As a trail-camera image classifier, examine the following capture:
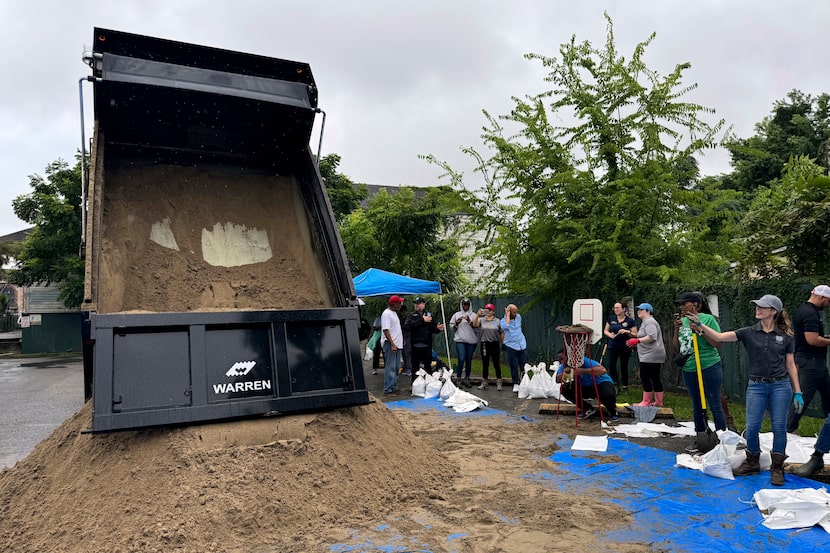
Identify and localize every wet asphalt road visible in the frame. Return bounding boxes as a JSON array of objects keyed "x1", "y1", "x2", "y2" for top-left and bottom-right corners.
[{"x1": 0, "y1": 355, "x2": 85, "y2": 470}]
